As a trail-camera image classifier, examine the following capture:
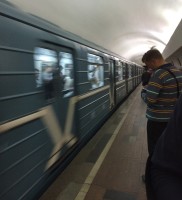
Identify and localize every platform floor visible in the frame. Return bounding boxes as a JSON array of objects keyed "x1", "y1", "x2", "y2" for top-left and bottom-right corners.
[{"x1": 40, "y1": 85, "x2": 148, "y2": 200}]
